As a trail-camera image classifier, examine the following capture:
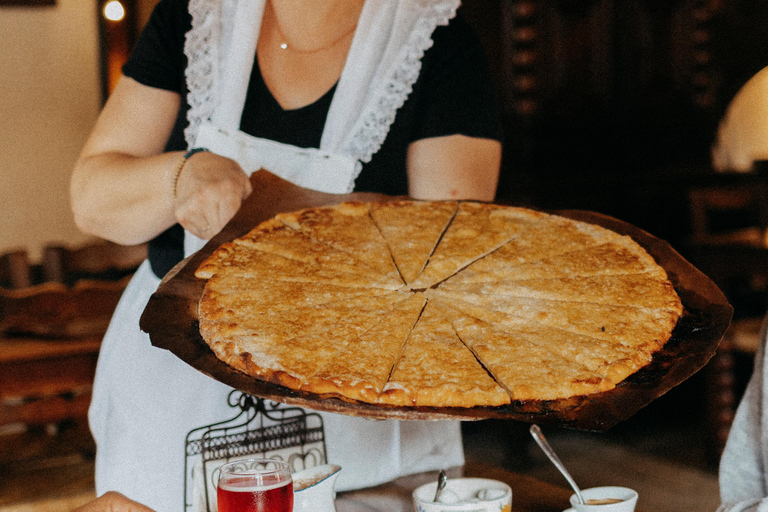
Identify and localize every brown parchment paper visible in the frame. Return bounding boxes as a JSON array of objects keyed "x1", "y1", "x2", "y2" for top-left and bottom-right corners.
[{"x1": 140, "y1": 171, "x2": 733, "y2": 431}]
